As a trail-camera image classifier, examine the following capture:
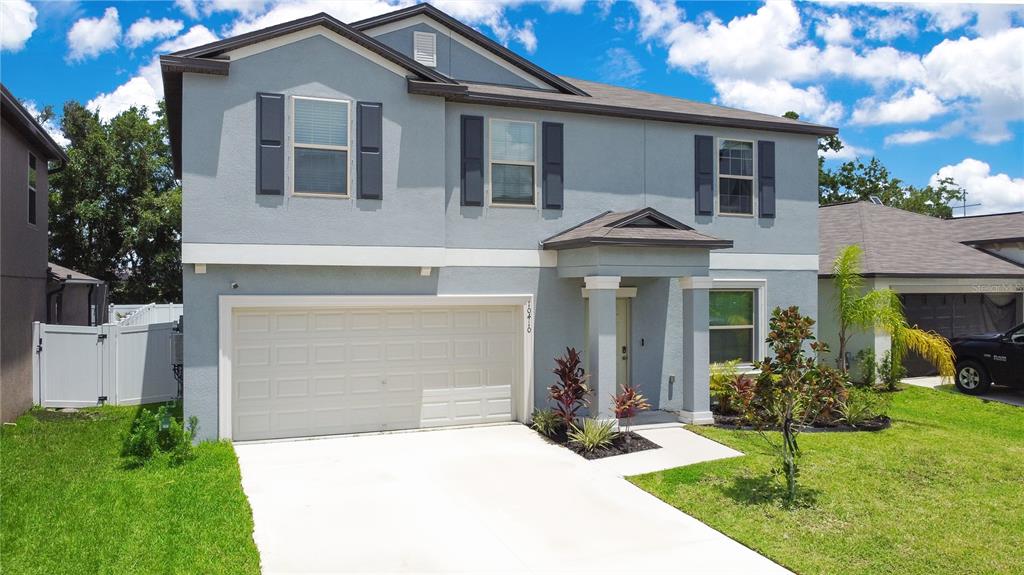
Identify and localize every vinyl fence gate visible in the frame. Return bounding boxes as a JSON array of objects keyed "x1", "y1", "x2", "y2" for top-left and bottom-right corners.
[{"x1": 33, "y1": 321, "x2": 181, "y2": 407}]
